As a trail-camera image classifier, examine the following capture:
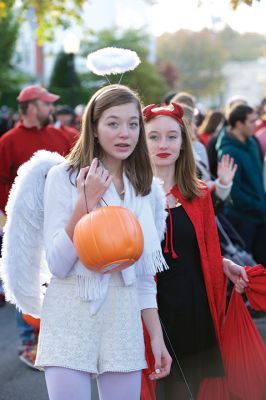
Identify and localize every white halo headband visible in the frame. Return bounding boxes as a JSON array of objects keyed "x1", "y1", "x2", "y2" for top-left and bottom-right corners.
[{"x1": 86, "y1": 47, "x2": 141, "y2": 84}]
